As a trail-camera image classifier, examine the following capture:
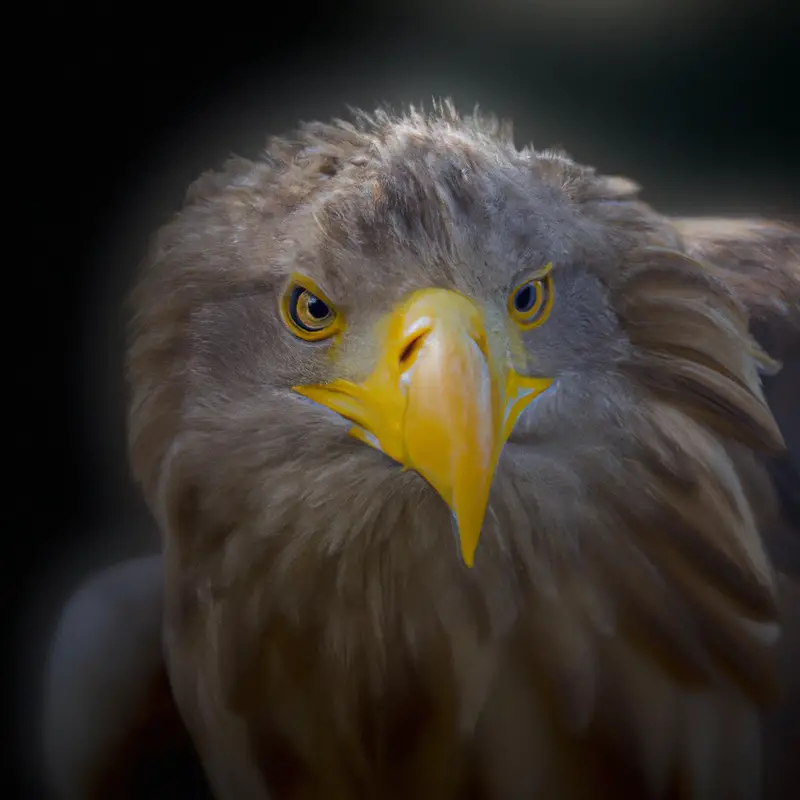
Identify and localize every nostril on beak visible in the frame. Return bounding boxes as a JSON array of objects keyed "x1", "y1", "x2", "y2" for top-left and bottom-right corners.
[{"x1": 399, "y1": 330, "x2": 428, "y2": 366}]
